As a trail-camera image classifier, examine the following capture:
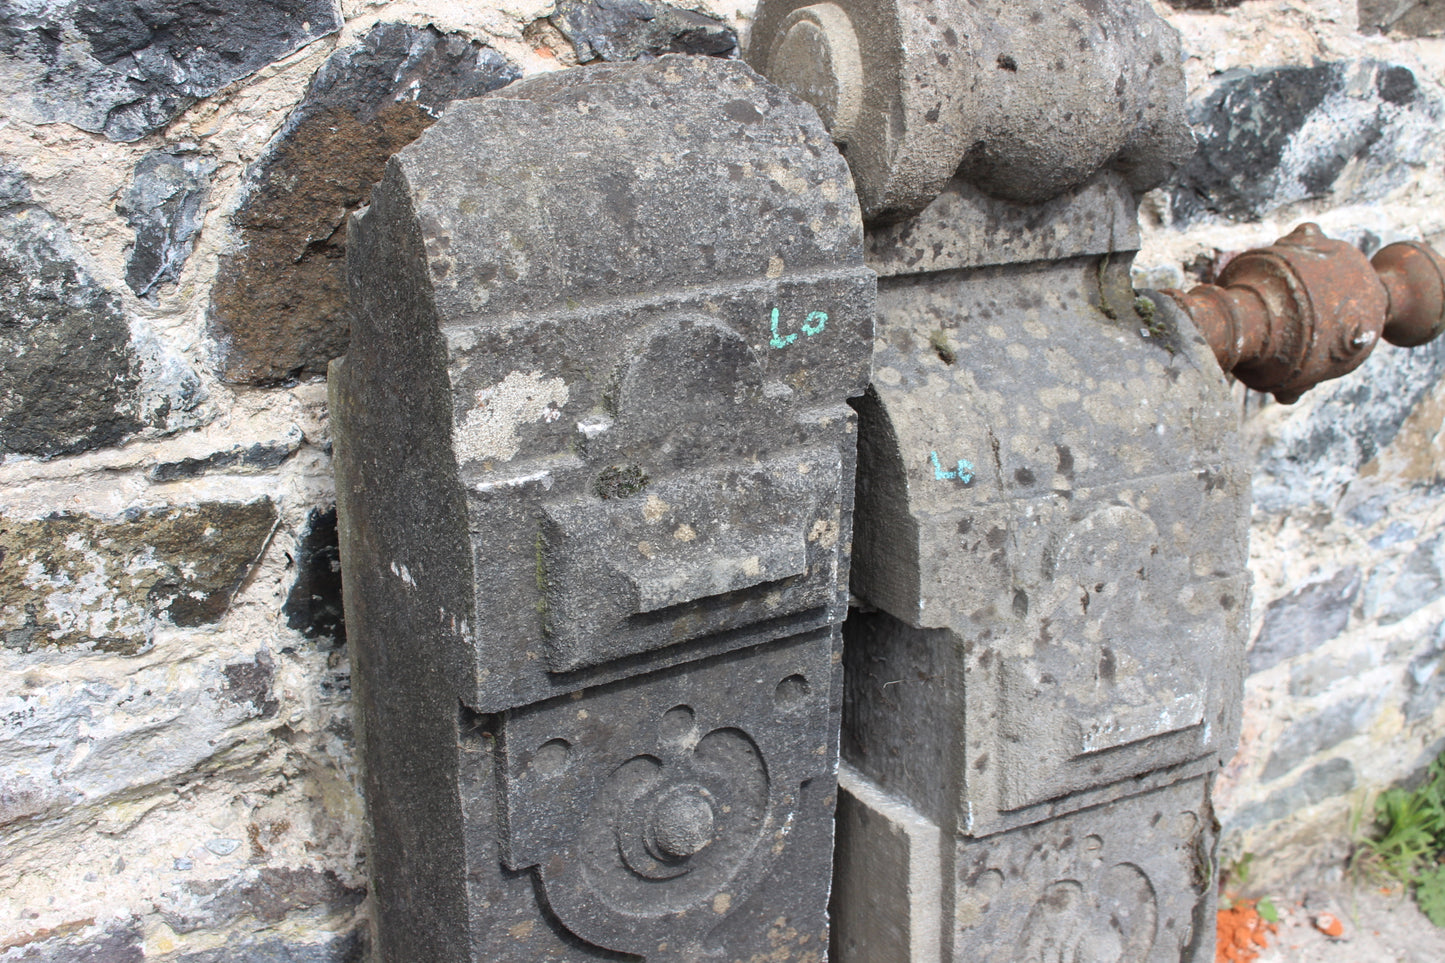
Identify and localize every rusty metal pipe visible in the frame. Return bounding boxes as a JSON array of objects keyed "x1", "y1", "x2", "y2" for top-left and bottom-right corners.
[{"x1": 1165, "y1": 224, "x2": 1445, "y2": 403}]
